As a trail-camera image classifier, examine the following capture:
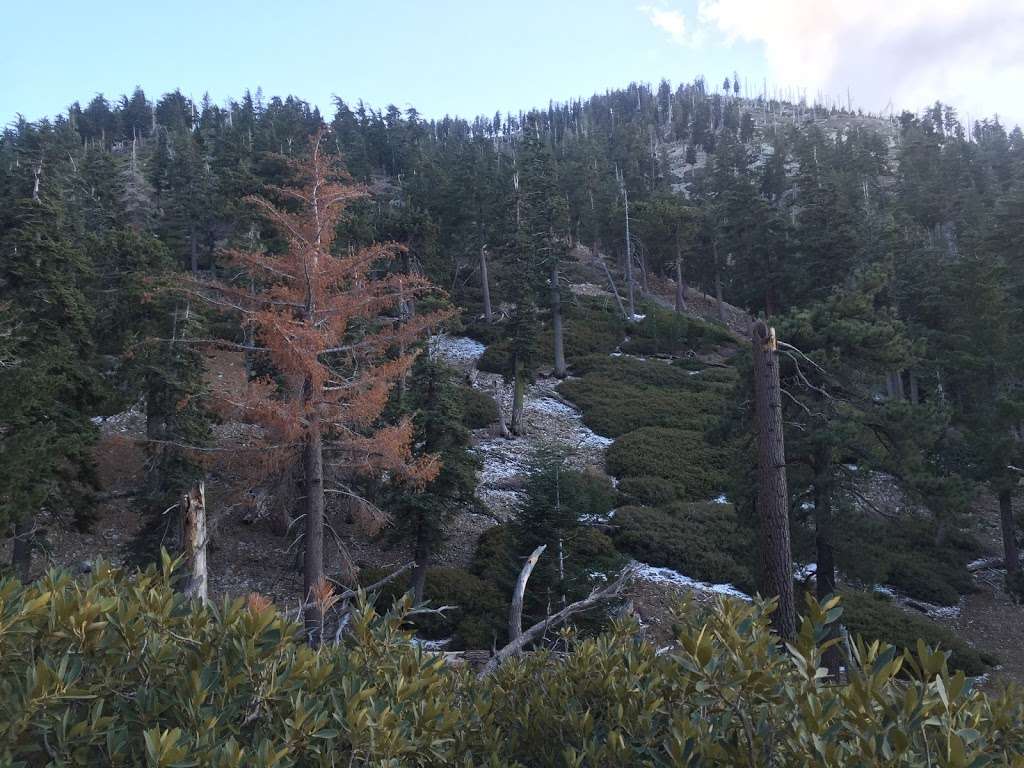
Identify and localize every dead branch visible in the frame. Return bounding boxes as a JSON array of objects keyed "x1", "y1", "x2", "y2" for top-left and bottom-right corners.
[
  {"x1": 479, "y1": 563, "x2": 636, "y2": 678},
  {"x1": 510, "y1": 545, "x2": 546, "y2": 642}
]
